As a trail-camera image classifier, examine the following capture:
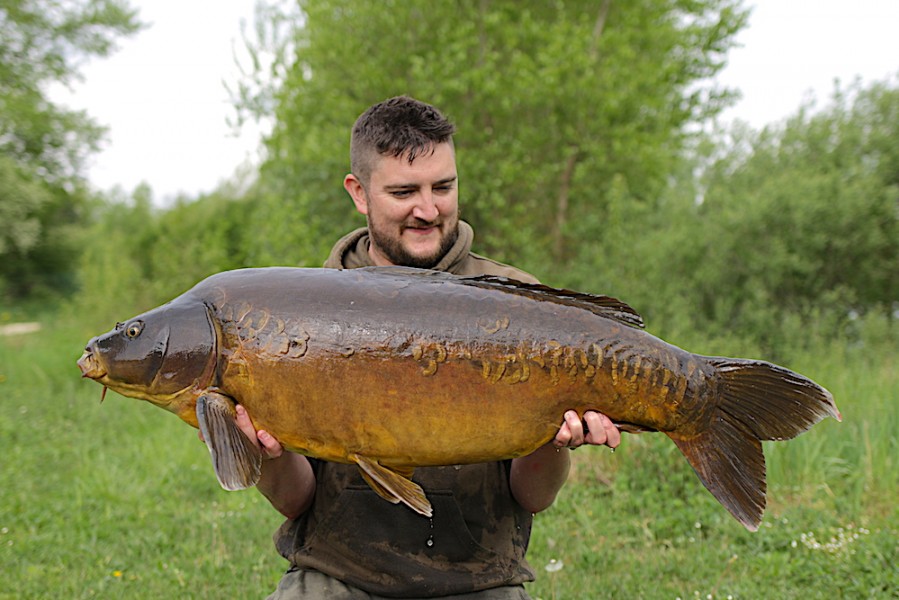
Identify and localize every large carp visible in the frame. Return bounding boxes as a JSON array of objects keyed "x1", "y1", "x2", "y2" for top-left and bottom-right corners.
[{"x1": 77, "y1": 267, "x2": 840, "y2": 530}]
